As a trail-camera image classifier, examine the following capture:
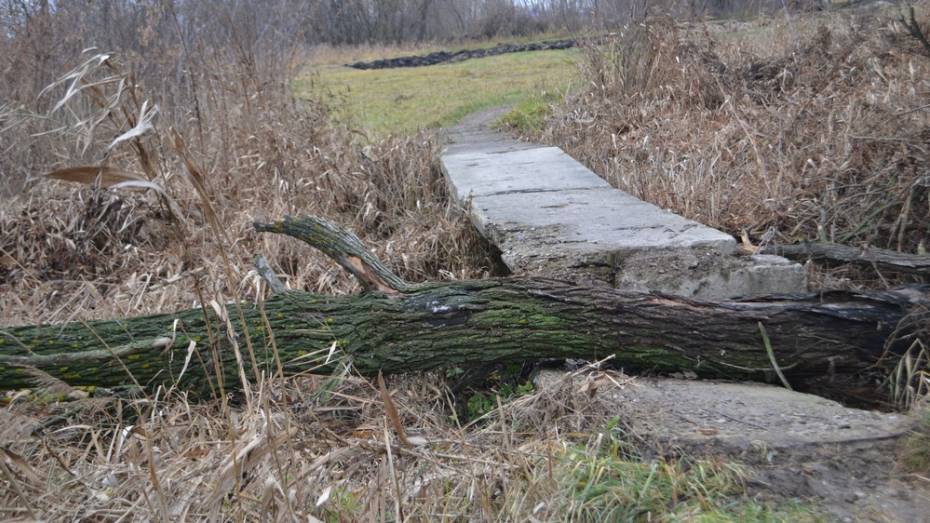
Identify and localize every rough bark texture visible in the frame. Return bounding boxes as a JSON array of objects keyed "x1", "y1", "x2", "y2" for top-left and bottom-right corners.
[{"x1": 1, "y1": 216, "x2": 926, "y2": 396}]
